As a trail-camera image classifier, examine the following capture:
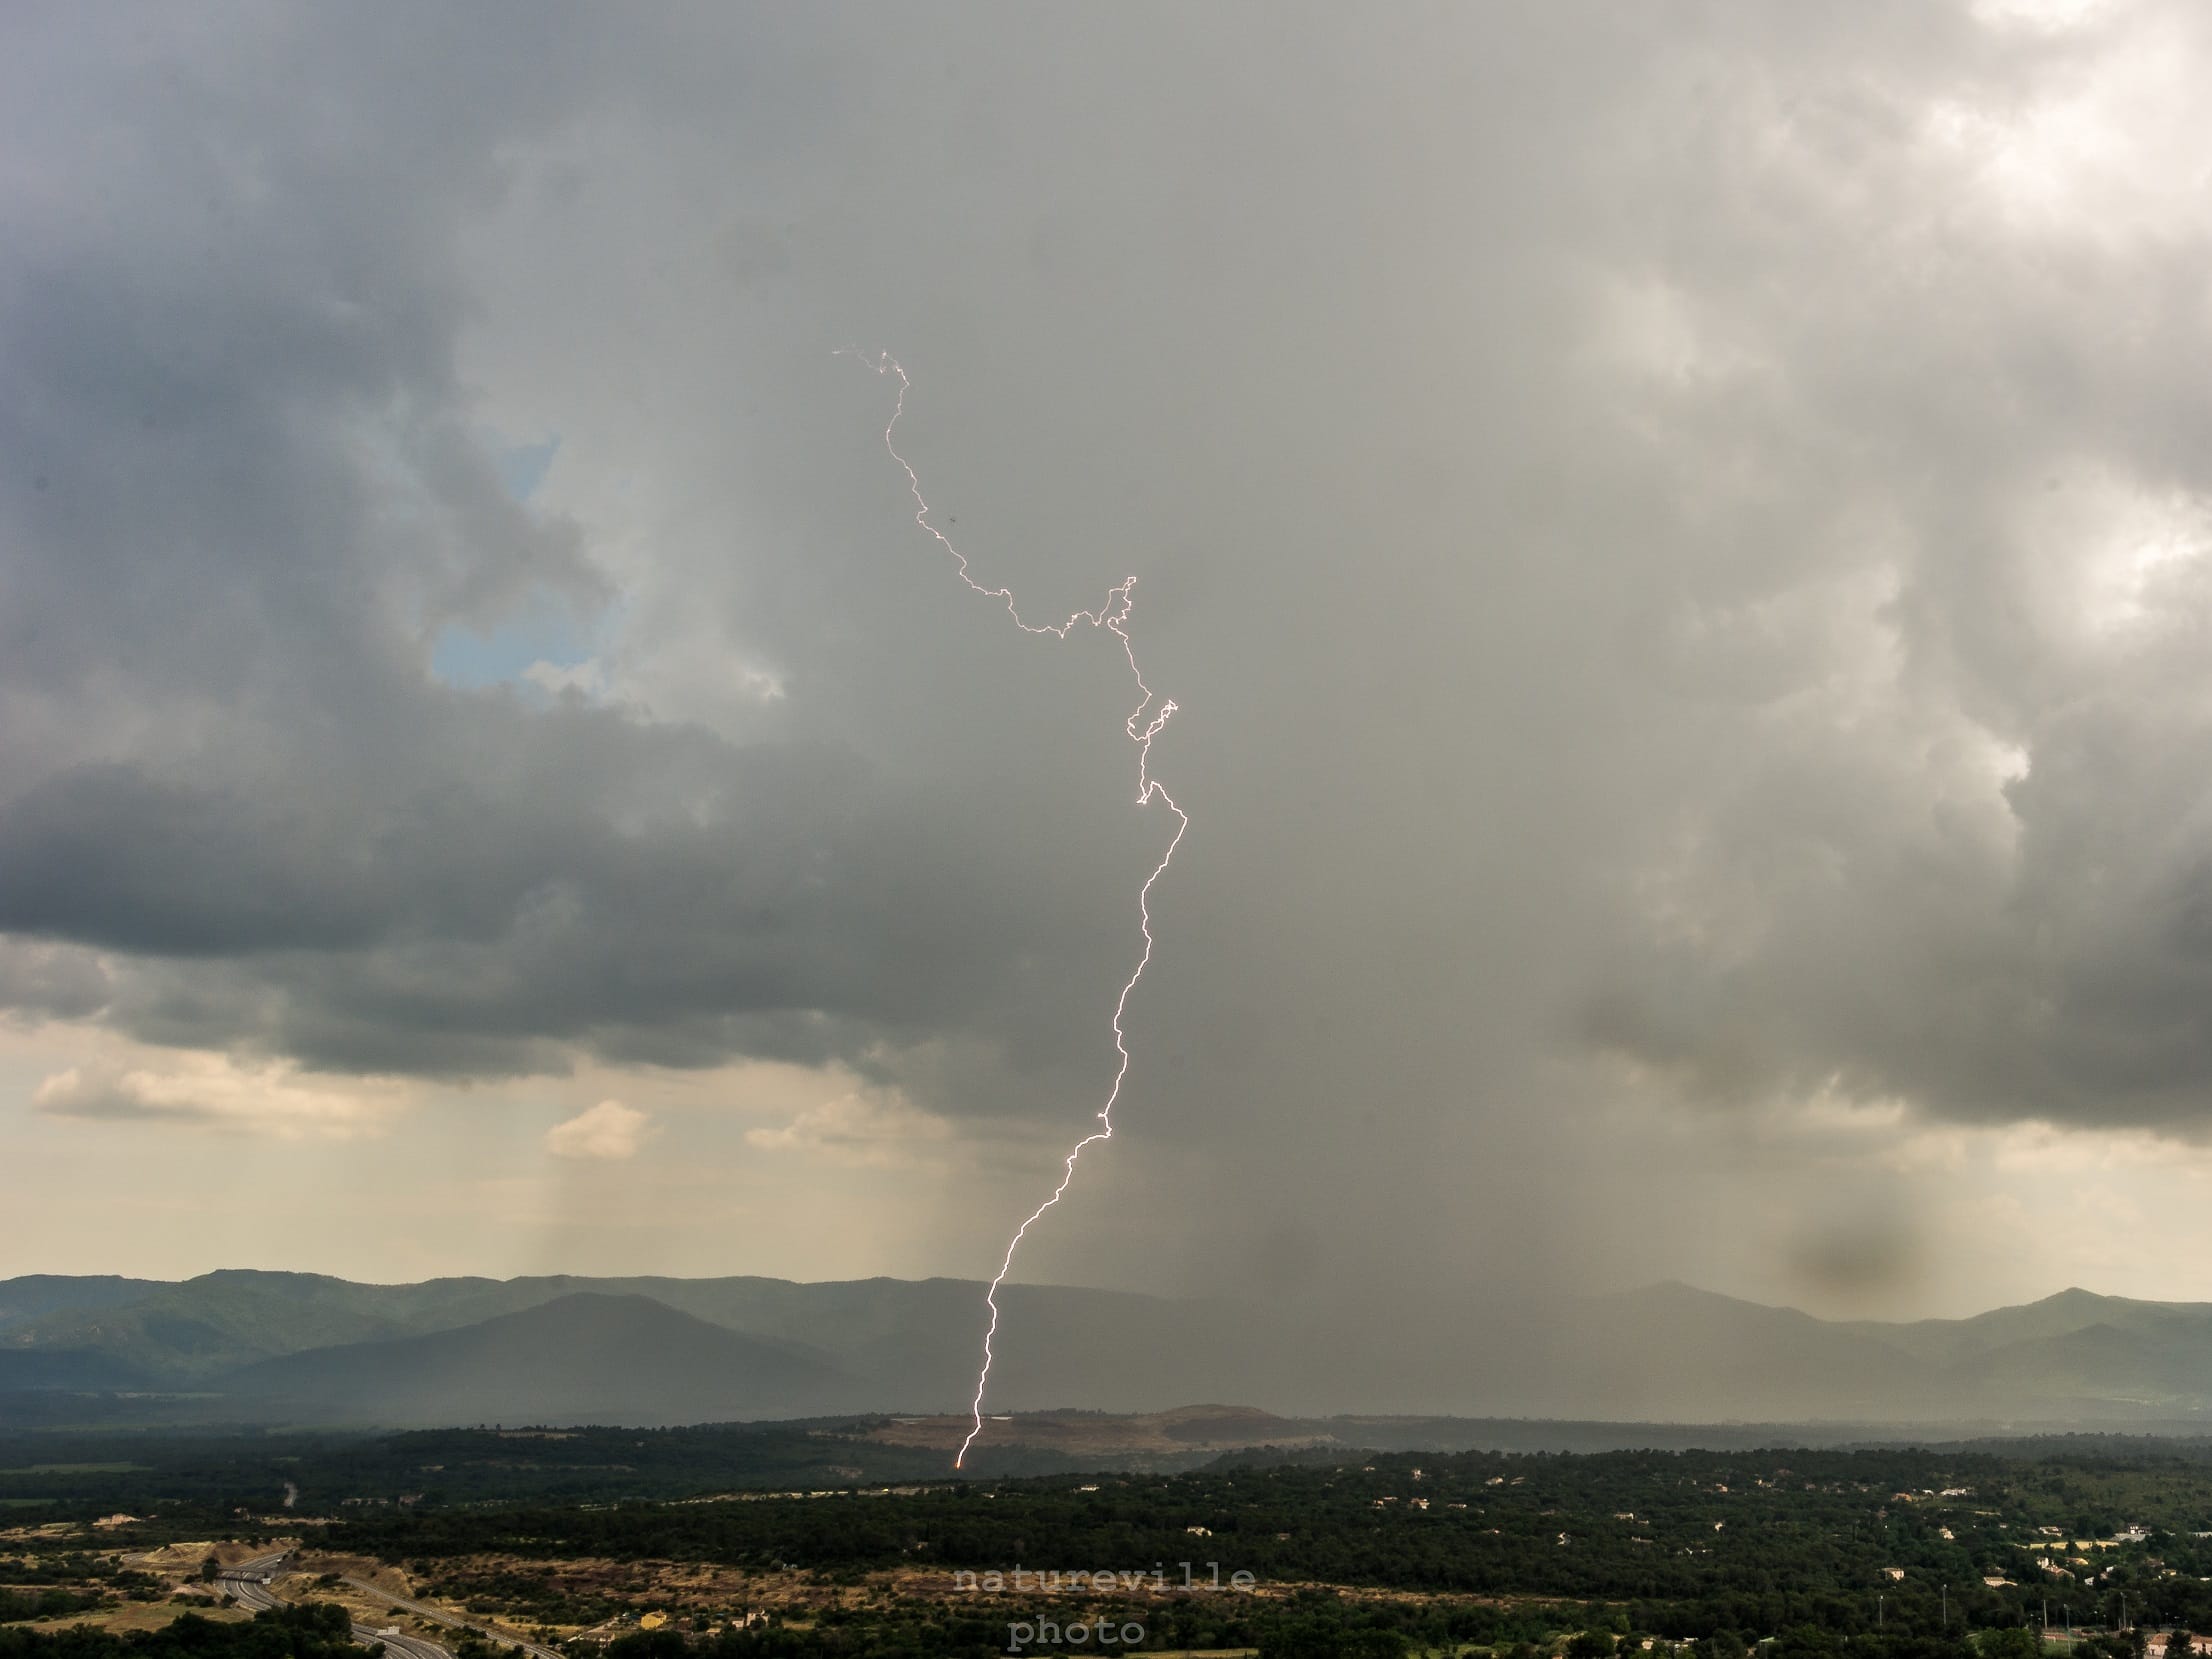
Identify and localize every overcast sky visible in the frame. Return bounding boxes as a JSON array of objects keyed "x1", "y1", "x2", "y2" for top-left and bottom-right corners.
[{"x1": 8, "y1": 0, "x2": 2212, "y2": 1320}]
